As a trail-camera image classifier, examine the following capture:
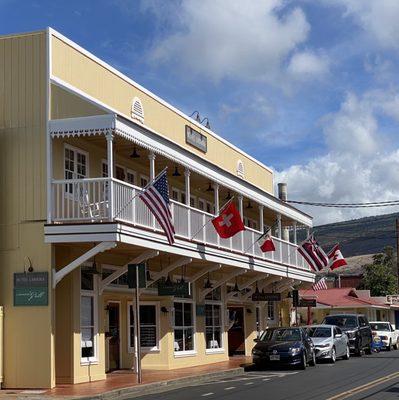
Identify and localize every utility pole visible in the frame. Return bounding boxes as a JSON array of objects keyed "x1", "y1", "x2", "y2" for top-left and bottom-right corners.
[{"x1": 396, "y1": 219, "x2": 399, "y2": 293}]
